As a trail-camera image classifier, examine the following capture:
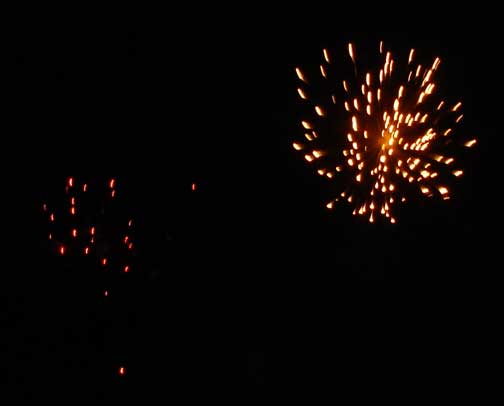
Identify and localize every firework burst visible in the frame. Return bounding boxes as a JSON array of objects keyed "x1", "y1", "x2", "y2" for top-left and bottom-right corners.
[
  {"x1": 293, "y1": 41, "x2": 477, "y2": 223},
  {"x1": 43, "y1": 176, "x2": 135, "y2": 277}
]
